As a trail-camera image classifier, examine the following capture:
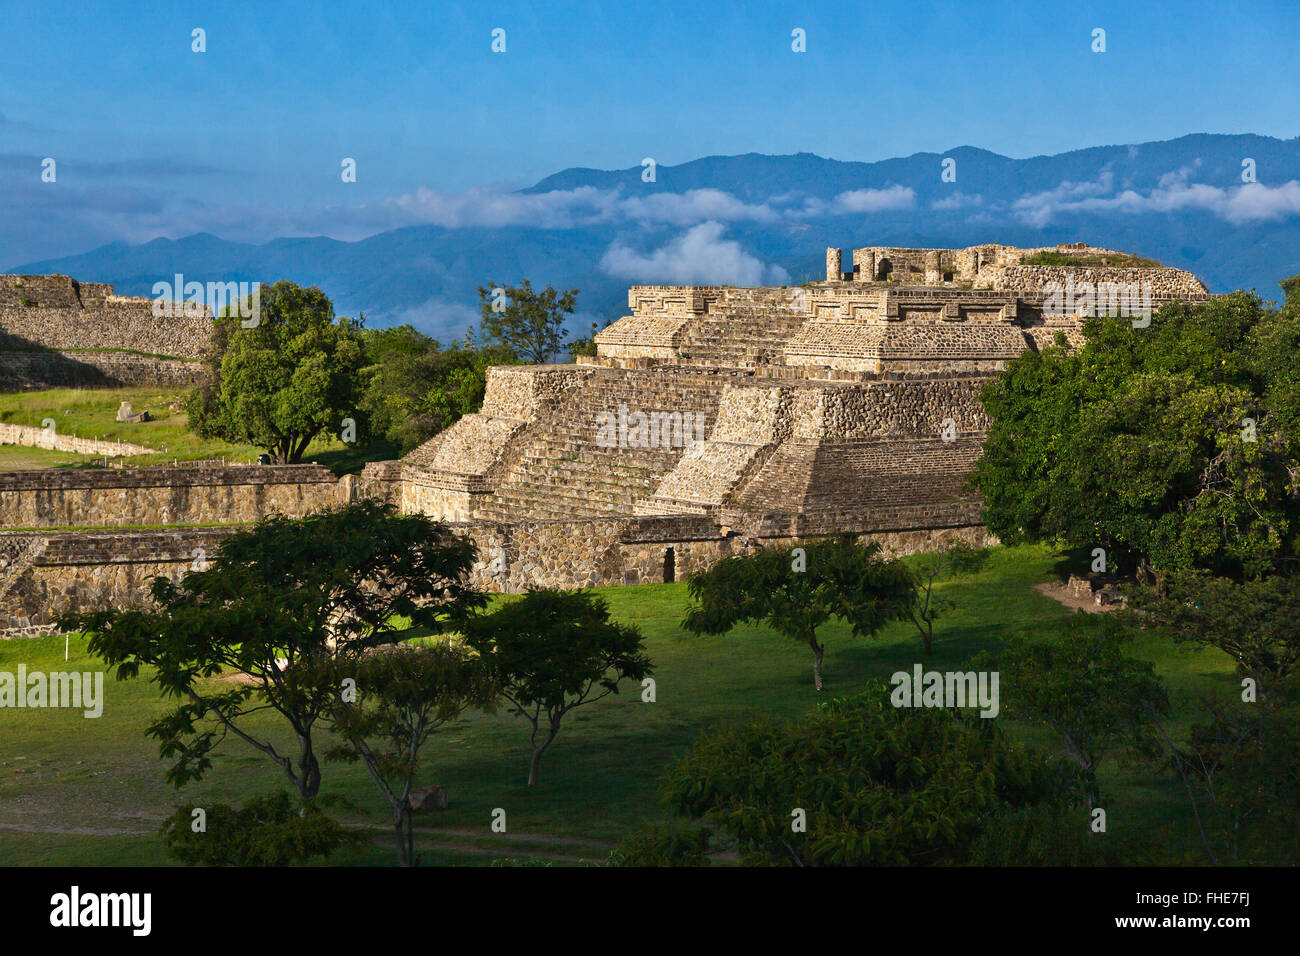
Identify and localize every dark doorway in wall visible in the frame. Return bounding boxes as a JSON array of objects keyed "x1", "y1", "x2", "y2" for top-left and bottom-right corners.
[
  {"x1": 876, "y1": 258, "x2": 893, "y2": 280},
  {"x1": 663, "y1": 547, "x2": 675, "y2": 583}
]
